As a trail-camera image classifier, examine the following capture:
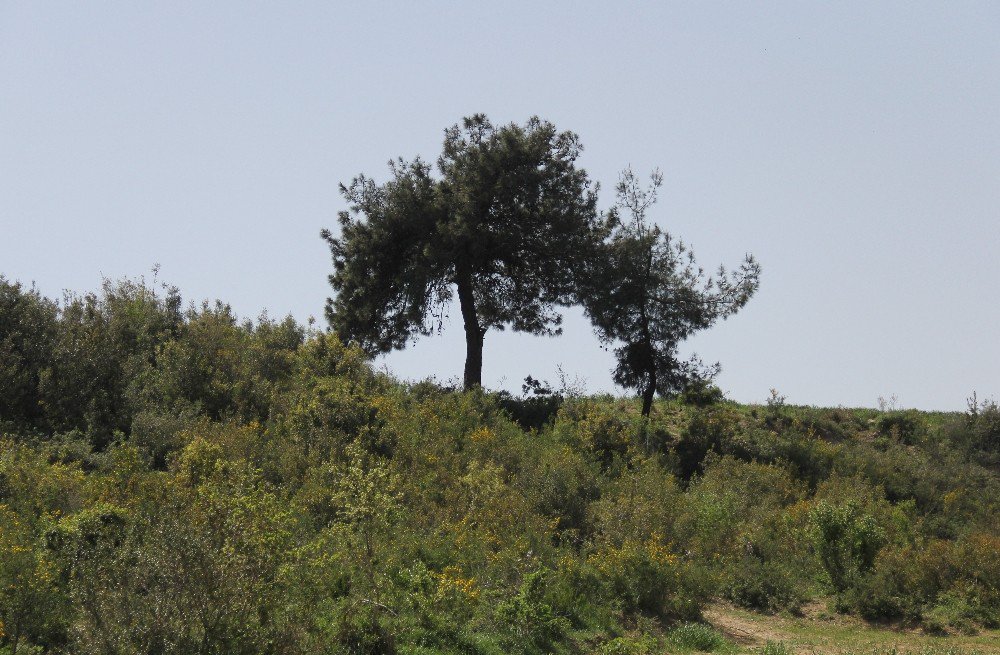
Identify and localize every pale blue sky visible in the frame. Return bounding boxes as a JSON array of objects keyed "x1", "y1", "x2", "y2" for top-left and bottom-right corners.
[{"x1": 2, "y1": 2, "x2": 998, "y2": 409}]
